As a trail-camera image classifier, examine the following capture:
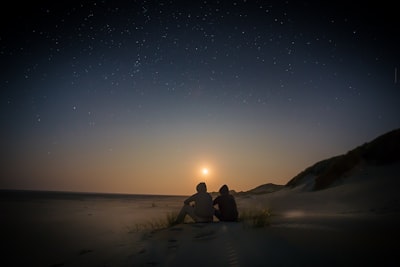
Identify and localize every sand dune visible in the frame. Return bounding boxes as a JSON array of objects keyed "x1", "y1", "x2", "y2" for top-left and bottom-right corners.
[{"x1": 131, "y1": 161, "x2": 400, "y2": 266}]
